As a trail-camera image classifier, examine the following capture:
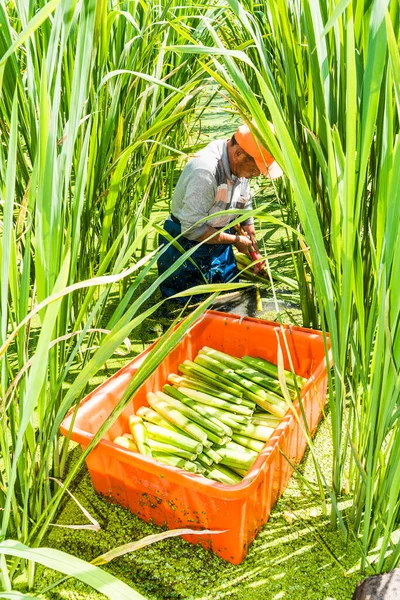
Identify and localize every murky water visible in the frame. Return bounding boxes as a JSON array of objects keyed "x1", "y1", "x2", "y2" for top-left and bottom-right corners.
[{"x1": 210, "y1": 286, "x2": 300, "y2": 321}]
